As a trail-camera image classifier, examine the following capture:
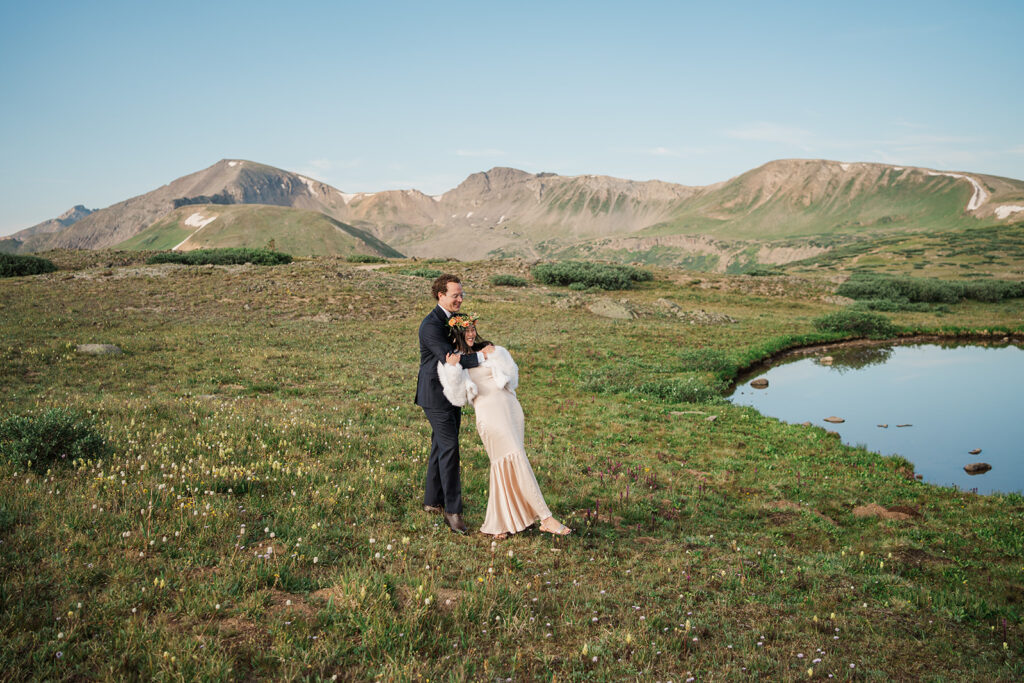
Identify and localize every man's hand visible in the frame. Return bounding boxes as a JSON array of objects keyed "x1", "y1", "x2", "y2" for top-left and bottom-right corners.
[
  {"x1": 446, "y1": 352, "x2": 461, "y2": 366},
  {"x1": 481, "y1": 344, "x2": 496, "y2": 359}
]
